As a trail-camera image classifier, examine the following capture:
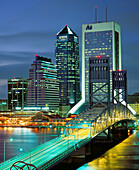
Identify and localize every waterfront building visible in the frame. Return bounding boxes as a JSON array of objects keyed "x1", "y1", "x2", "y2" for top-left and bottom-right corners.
[
  {"x1": 27, "y1": 55, "x2": 59, "y2": 111},
  {"x1": 82, "y1": 21, "x2": 122, "y2": 104},
  {"x1": 0, "y1": 99, "x2": 8, "y2": 111},
  {"x1": 8, "y1": 77, "x2": 27, "y2": 111},
  {"x1": 128, "y1": 93, "x2": 139, "y2": 115},
  {"x1": 55, "y1": 25, "x2": 81, "y2": 114}
]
